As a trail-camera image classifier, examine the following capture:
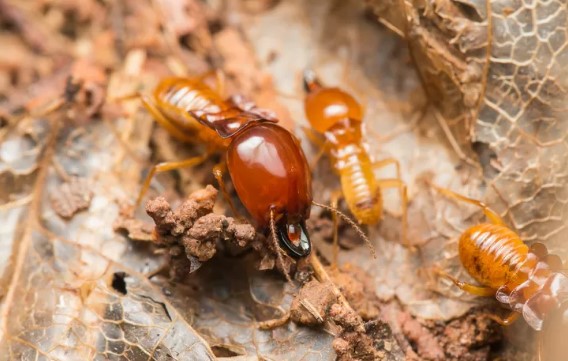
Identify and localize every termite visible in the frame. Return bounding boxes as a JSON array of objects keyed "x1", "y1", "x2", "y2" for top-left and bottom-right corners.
[
  {"x1": 125, "y1": 71, "x2": 373, "y2": 277},
  {"x1": 302, "y1": 70, "x2": 409, "y2": 258},
  {"x1": 432, "y1": 184, "x2": 568, "y2": 351}
]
